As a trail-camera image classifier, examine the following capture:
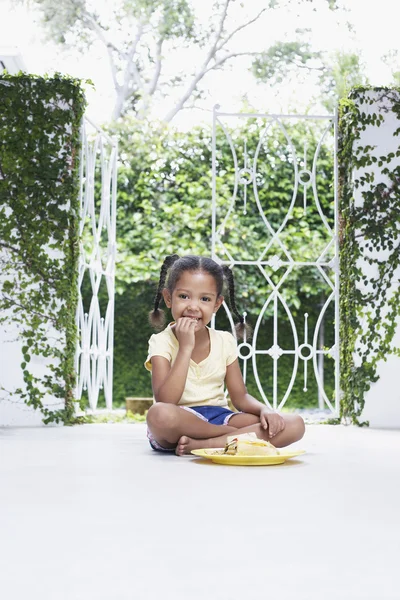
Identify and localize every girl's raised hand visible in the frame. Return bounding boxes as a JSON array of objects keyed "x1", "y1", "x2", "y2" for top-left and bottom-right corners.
[
  {"x1": 260, "y1": 408, "x2": 285, "y2": 438},
  {"x1": 174, "y1": 317, "x2": 197, "y2": 353}
]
